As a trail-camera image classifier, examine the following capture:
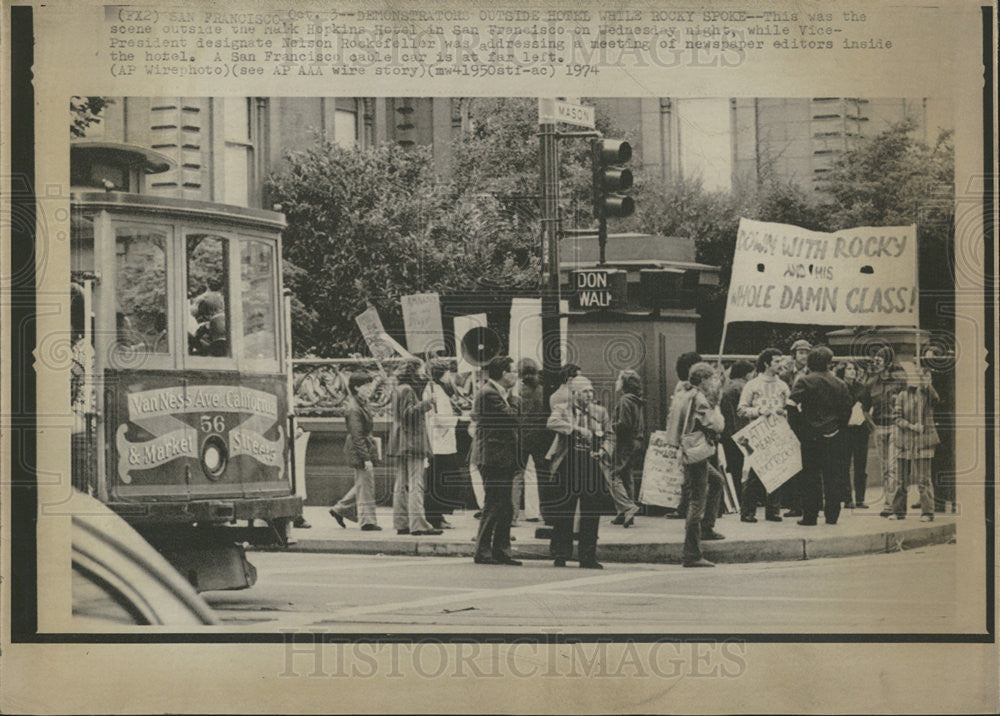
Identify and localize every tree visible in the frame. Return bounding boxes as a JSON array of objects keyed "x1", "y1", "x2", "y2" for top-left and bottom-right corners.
[
  {"x1": 268, "y1": 140, "x2": 538, "y2": 356},
  {"x1": 70, "y1": 97, "x2": 111, "y2": 138},
  {"x1": 627, "y1": 171, "x2": 831, "y2": 353},
  {"x1": 630, "y1": 119, "x2": 954, "y2": 354},
  {"x1": 451, "y1": 98, "x2": 633, "y2": 234},
  {"x1": 820, "y1": 119, "x2": 955, "y2": 334}
]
